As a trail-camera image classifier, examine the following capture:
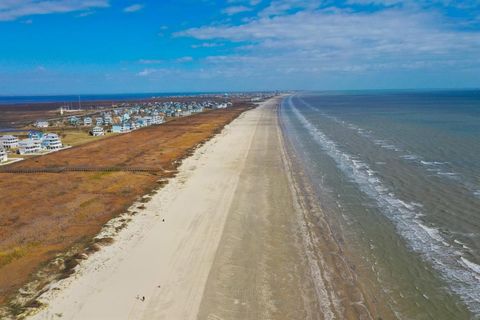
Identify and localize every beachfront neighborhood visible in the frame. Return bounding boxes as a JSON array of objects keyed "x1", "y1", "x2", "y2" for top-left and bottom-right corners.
[{"x1": 0, "y1": 99, "x2": 232, "y2": 164}]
